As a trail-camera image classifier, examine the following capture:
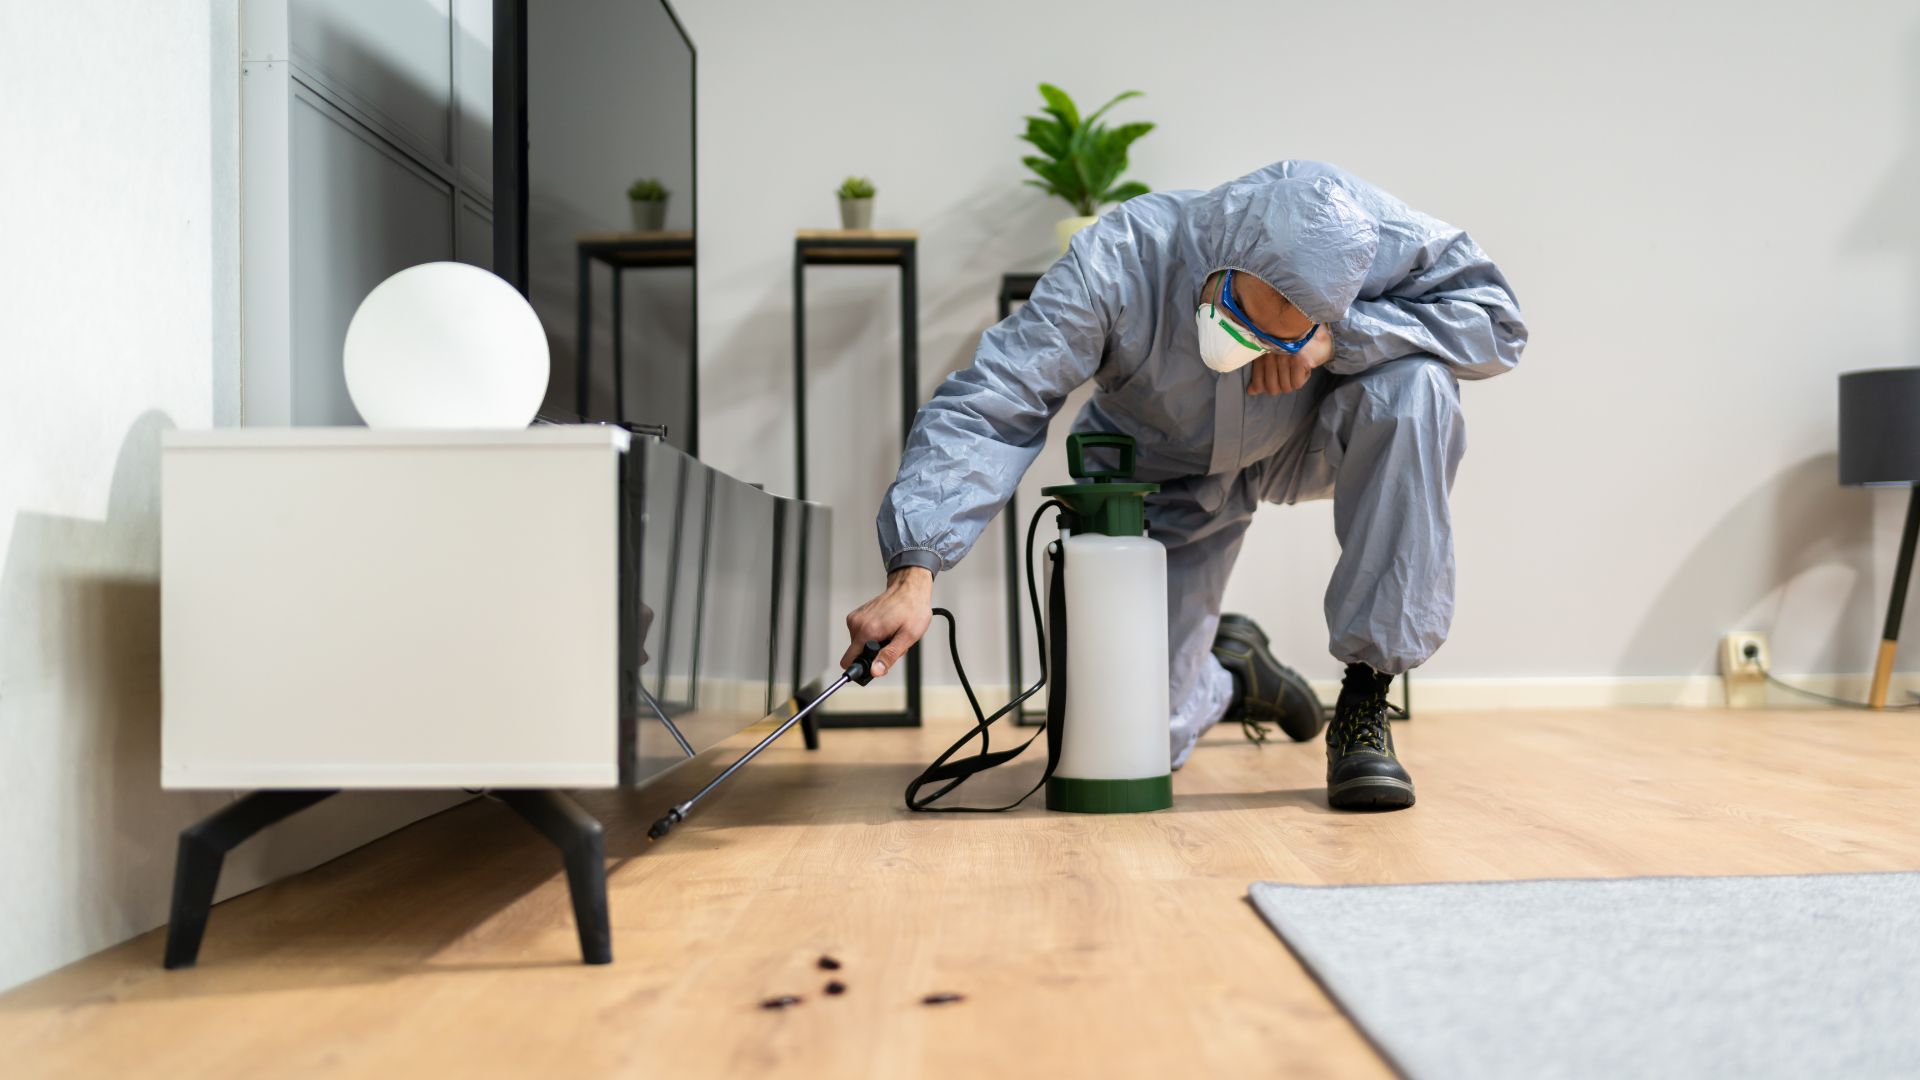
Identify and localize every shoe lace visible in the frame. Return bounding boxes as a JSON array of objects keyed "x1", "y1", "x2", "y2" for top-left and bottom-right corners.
[
  {"x1": 1330, "y1": 669, "x2": 1391, "y2": 756},
  {"x1": 1234, "y1": 693, "x2": 1295, "y2": 746},
  {"x1": 1238, "y1": 709, "x2": 1274, "y2": 746}
]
